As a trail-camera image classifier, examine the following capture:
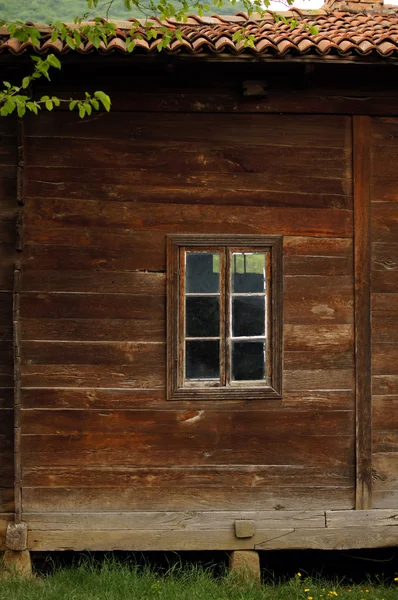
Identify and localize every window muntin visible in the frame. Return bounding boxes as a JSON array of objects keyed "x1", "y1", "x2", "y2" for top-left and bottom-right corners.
[{"x1": 167, "y1": 235, "x2": 283, "y2": 400}]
